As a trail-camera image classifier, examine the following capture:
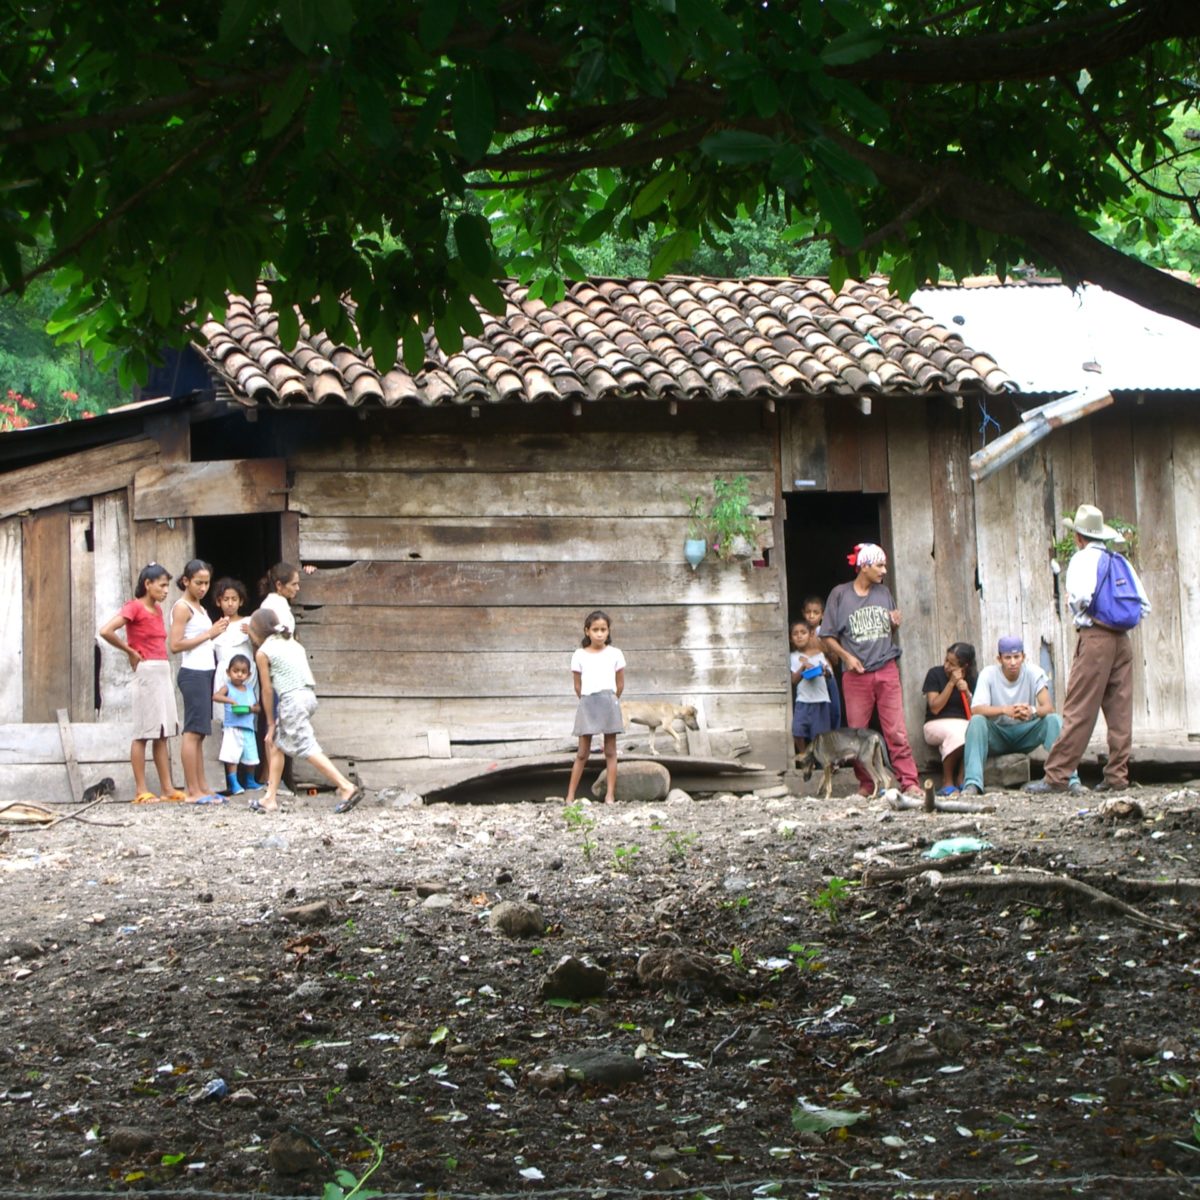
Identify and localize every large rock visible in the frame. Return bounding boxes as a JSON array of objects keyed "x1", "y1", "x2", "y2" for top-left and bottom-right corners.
[
  {"x1": 487, "y1": 900, "x2": 544, "y2": 937},
  {"x1": 541, "y1": 954, "x2": 608, "y2": 1000},
  {"x1": 984, "y1": 753, "x2": 1031, "y2": 788},
  {"x1": 591, "y1": 760, "x2": 670, "y2": 802}
]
